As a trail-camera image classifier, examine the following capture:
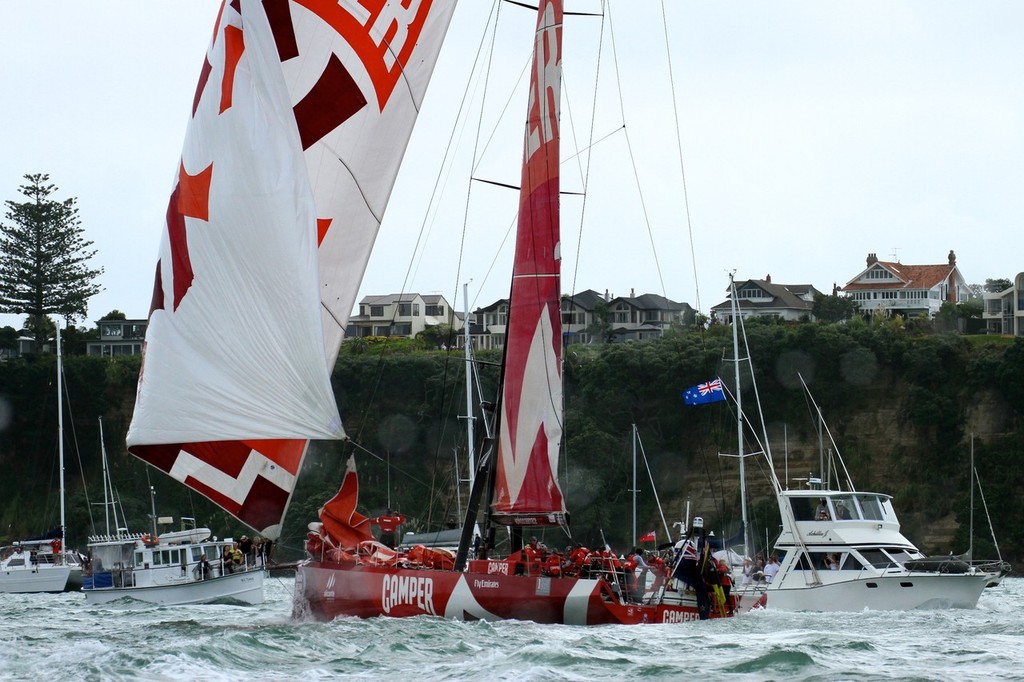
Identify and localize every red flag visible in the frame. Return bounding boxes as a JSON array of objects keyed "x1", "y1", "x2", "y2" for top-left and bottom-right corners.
[{"x1": 639, "y1": 530, "x2": 656, "y2": 543}]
